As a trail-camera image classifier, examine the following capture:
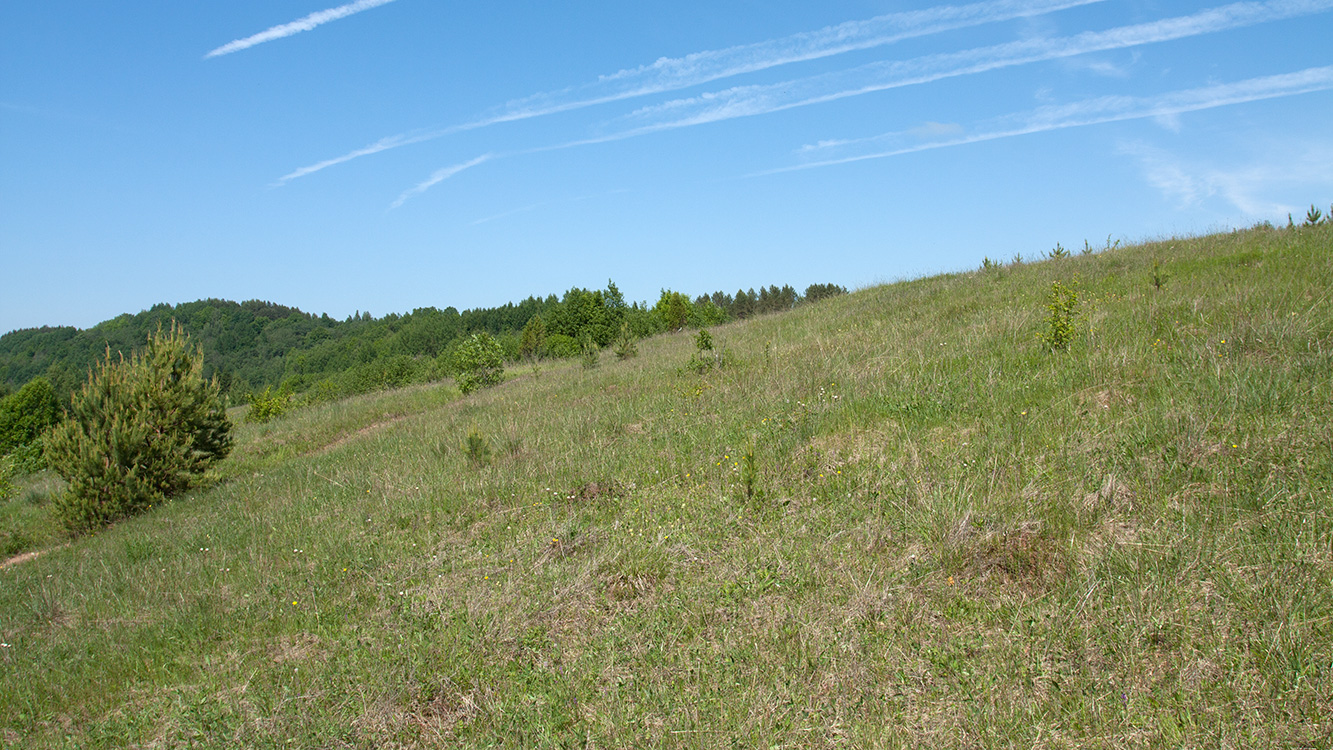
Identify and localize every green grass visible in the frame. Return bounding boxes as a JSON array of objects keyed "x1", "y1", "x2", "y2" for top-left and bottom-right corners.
[{"x1": 2, "y1": 223, "x2": 1331, "y2": 747}]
